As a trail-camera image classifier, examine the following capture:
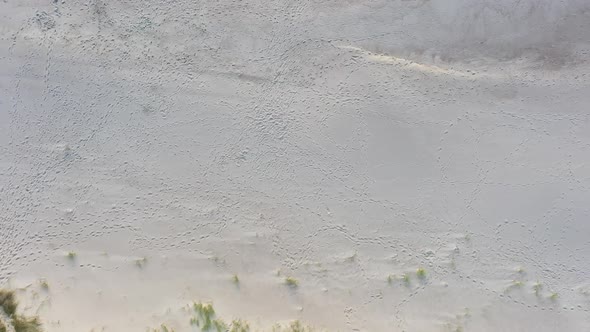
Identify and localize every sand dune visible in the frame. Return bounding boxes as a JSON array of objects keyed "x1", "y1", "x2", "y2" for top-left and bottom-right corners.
[{"x1": 1, "y1": 1, "x2": 589, "y2": 331}]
